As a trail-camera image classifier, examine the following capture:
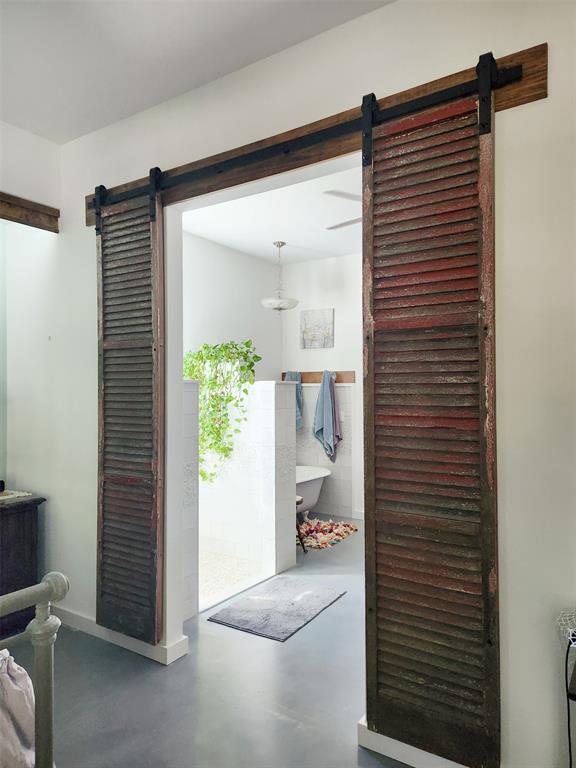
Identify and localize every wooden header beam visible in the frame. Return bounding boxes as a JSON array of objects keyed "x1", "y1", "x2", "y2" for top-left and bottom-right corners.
[
  {"x1": 0, "y1": 192, "x2": 60, "y2": 234},
  {"x1": 85, "y1": 43, "x2": 547, "y2": 226}
]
